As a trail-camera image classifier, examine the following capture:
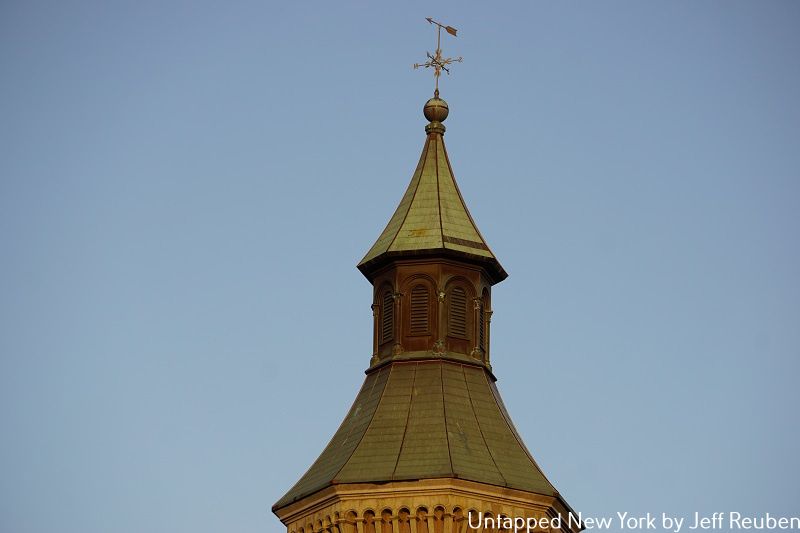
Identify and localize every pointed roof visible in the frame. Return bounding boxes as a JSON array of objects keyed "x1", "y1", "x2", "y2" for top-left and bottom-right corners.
[
  {"x1": 272, "y1": 360, "x2": 558, "y2": 511},
  {"x1": 358, "y1": 96, "x2": 507, "y2": 284}
]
